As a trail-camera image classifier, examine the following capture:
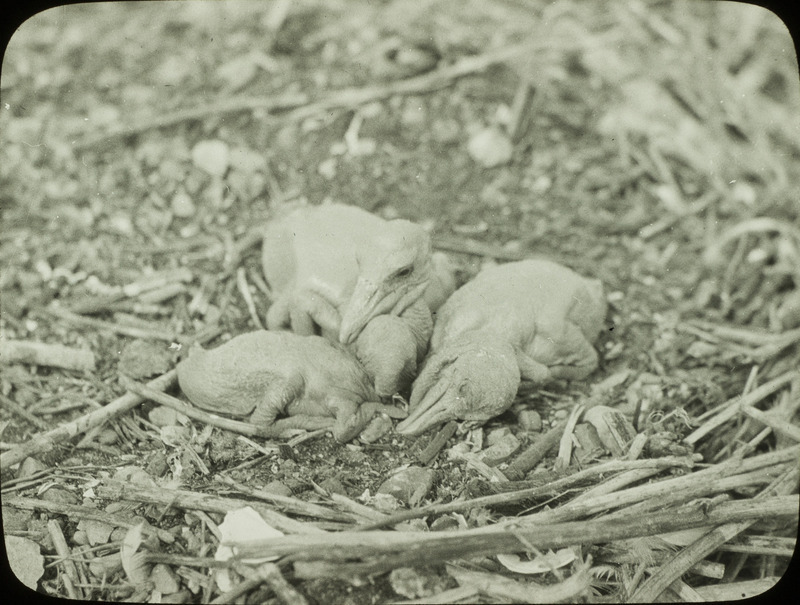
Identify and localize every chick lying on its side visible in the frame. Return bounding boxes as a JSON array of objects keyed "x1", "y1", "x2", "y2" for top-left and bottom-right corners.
[
  {"x1": 177, "y1": 331, "x2": 403, "y2": 442},
  {"x1": 396, "y1": 259, "x2": 607, "y2": 435}
]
